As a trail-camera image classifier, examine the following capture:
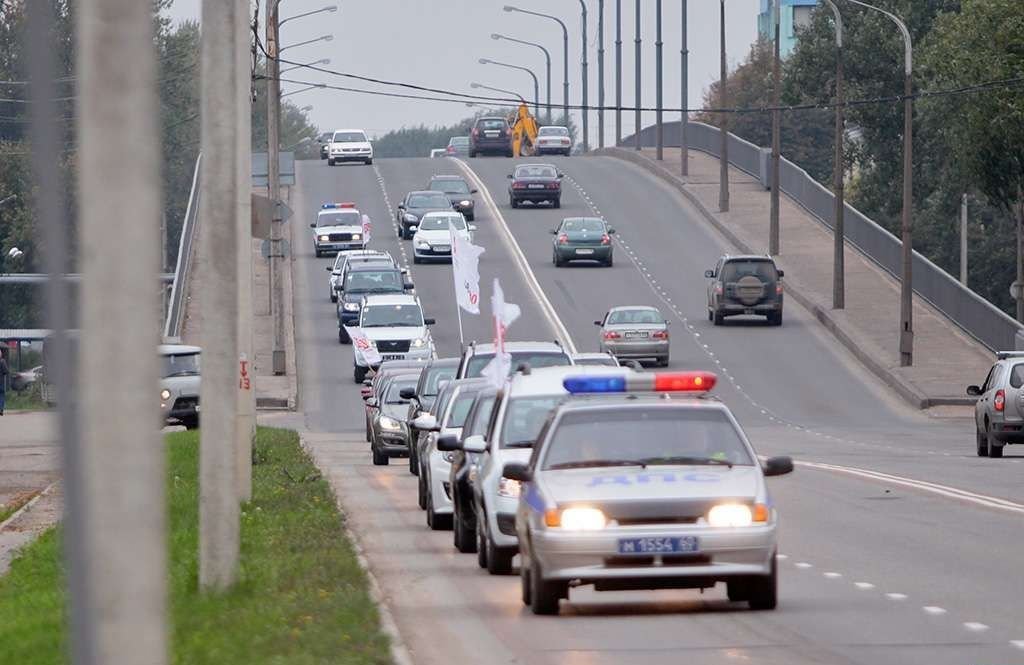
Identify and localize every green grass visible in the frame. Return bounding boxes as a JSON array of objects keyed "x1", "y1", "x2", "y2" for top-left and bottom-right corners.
[
  {"x1": 0, "y1": 427, "x2": 393, "y2": 665},
  {"x1": 4, "y1": 383, "x2": 50, "y2": 412}
]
